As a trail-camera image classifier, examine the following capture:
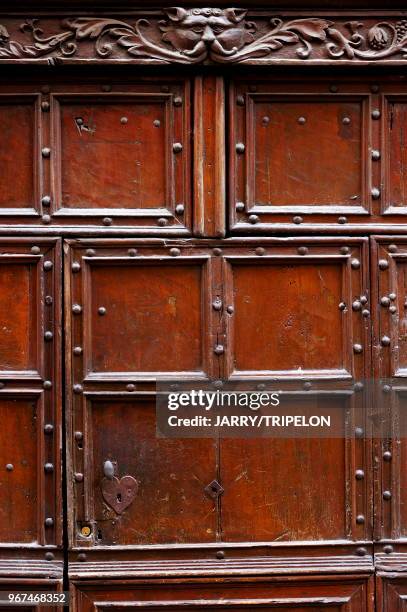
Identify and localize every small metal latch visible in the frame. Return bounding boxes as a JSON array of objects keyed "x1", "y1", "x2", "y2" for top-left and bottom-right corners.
[
  {"x1": 103, "y1": 460, "x2": 115, "y2": 480},
  {"x1": 204, "y1": 479, "x2": 224, "y2": 500}
]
